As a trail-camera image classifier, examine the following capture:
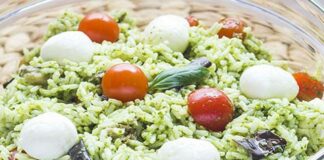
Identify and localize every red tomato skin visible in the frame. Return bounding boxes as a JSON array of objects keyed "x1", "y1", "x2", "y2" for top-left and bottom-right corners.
[
  {"x1": 218, "y1": 18, "x2": 245, "y2": 39},
  {"x1": 186, "y1": 16, "x2": 199, "y2": 27},
  {"x1": 101, "y1": 64, "x2": 148, "y2": 102},
  {"x1": 188, "y1": 88, "x2": 233, "y2": 132},
  {"x1": 78, "y1": 13, "x2": 119, "y2": 43},
  {"x1": 293, "y1": 72, "x2": 324, "y2": 101}
]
